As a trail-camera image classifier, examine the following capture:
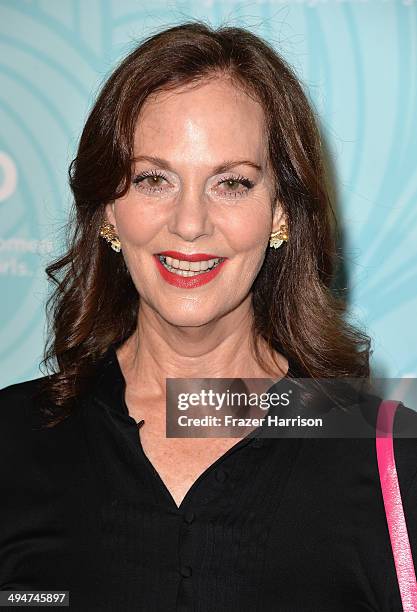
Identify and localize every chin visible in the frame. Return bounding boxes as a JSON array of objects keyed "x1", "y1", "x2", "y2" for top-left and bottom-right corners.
[{"x1": 158, "y1": 305, "x2": 220, "y2": 328}]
